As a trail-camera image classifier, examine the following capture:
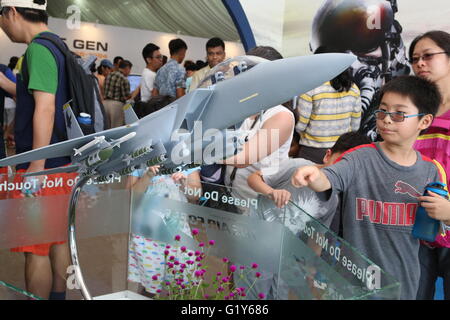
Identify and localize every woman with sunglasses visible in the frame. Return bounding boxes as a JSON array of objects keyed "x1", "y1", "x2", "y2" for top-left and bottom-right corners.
[{"x1": 410, "y1": 30, "x2": 450, "y2": 300}]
